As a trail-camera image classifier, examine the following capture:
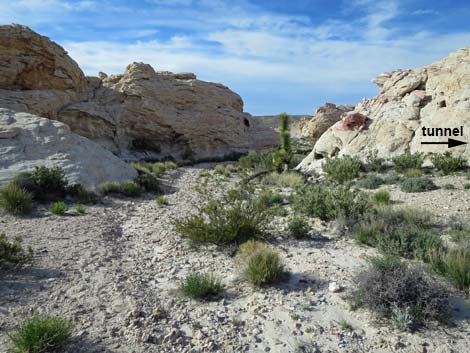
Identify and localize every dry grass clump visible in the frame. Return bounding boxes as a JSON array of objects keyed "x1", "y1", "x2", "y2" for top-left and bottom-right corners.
[
  {"x1": 262, "y1": 172, "x2": 304, "y2": 188},
  {"x1": 0, "y1": 183, "x2": 33, "y2": 215},
  {"x1": 180, "y1": 272, "x2": 224, "y2": 300}
]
